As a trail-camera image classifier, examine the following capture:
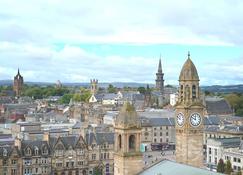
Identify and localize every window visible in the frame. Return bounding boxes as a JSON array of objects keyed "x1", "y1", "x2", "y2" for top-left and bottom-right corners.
[
  {"x1": 34, "y1": 147, "x2": 39, "y2": 155},
  {"x1": 154, "y1": 132, "x2": 157, "y2": 136},
  {"x1": 42, "y1": 146, "x2": 48, "y2": 155},
  {"x1": 160, "y1": 132, "x2": 162, "y2": 136},
  {"x1": 3, "y1": 148, "x2": 7, "y2": 157},
  {"x1": 11, "y1": 169, "x2": 17, "y2": 175},
  {"x1": 160, "y1": 138, "x2": 162, "y2": 143},
  {"x1": 209, "y1": 148, "x2": 211, "y2": 154},
  {"x1": 11, "y1": 160, "x2": 17, "y2": 165},
  {"x1": 166, "y1": 132, "x2": 168, "y2": 136},
  {"x1": 25, "y1": 147, "x2": 31, "y2": 156},
  {"x1": 215, "y1": 158, "x2": 217, "y2": 164},
  {"x1": 92, "y1": 154, "x2": 96, "y2": 160},
  {"x1": 36, "y1": 168, "x2": 38, "y2": 173},
  {"x1": 166, "y1": 138, "x2": 169, "y2": 143},
  {"x1": 166, "y1": 126, "x2": 168, "y2": 130},
  {"x1": 234, "y1": 157, "x2": 237, "y2": 162},
  {"x1": 192, "y1": 85, "x2": 196, "y2": 99},
  {"x1": 56, "y1": 163, "x2": 62, "y2": 167},
  {"x1": 214, "y1": 149, "x2": 217, "y2": 156},
  {"x1": 238, "y1": 158, "x2": 241, "y2": 163},
  {"x1": 154, "y1": 138, "x2": 157, "y2": 143},
  {"x1": 129, "y1": 135, "x2": 135, "y2": 150},
  {"x1": 160, "y1": 127, "x2": 162, "y2": 130},
  {"x1": 118, "y1": 135, "x2": 122, "y2": 149},
  {"x1": 154, "y1": 128, "x2": 156, "y2": 131},
  {"x1": 78, "y1": 161, "x2": 84, "y2": 166},
  {"x1": 209, "y1": 156, "x2": 211, "y2": 163},
  {"x1": 3, "y1": 159, "x2": 8, "y2": 166}
]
